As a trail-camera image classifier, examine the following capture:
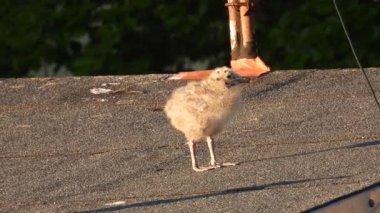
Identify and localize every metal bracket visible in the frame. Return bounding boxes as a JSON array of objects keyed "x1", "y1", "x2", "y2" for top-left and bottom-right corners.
[
  {"x1": 225, "y1": 0, "x2": 255, "y2": 9},
  {"x1": 225, "y1": 0, "x2": 255, "y2": 15}
]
